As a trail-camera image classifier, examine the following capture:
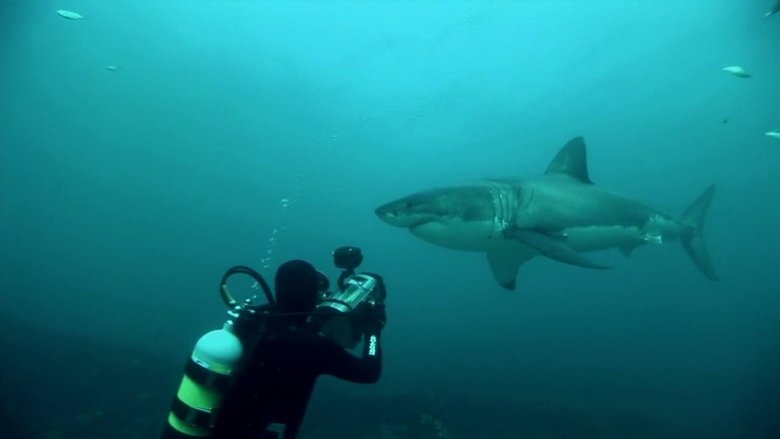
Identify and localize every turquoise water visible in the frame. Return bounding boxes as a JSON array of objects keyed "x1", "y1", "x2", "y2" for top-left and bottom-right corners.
[{"x1": 1, "y1": 1, "x2": 778, "y2": 437}]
